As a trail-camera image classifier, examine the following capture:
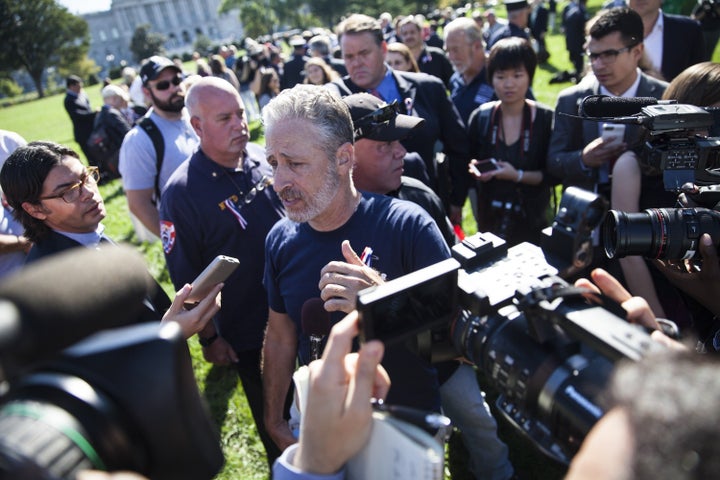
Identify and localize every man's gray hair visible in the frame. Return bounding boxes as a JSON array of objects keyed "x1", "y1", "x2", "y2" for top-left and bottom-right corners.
[
  {"x1": 262, "y1": 85, "x2": 354, "y2": 162},
  {"x1": 444, "y1": 16, "x2": 484, "y2": 44}
]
